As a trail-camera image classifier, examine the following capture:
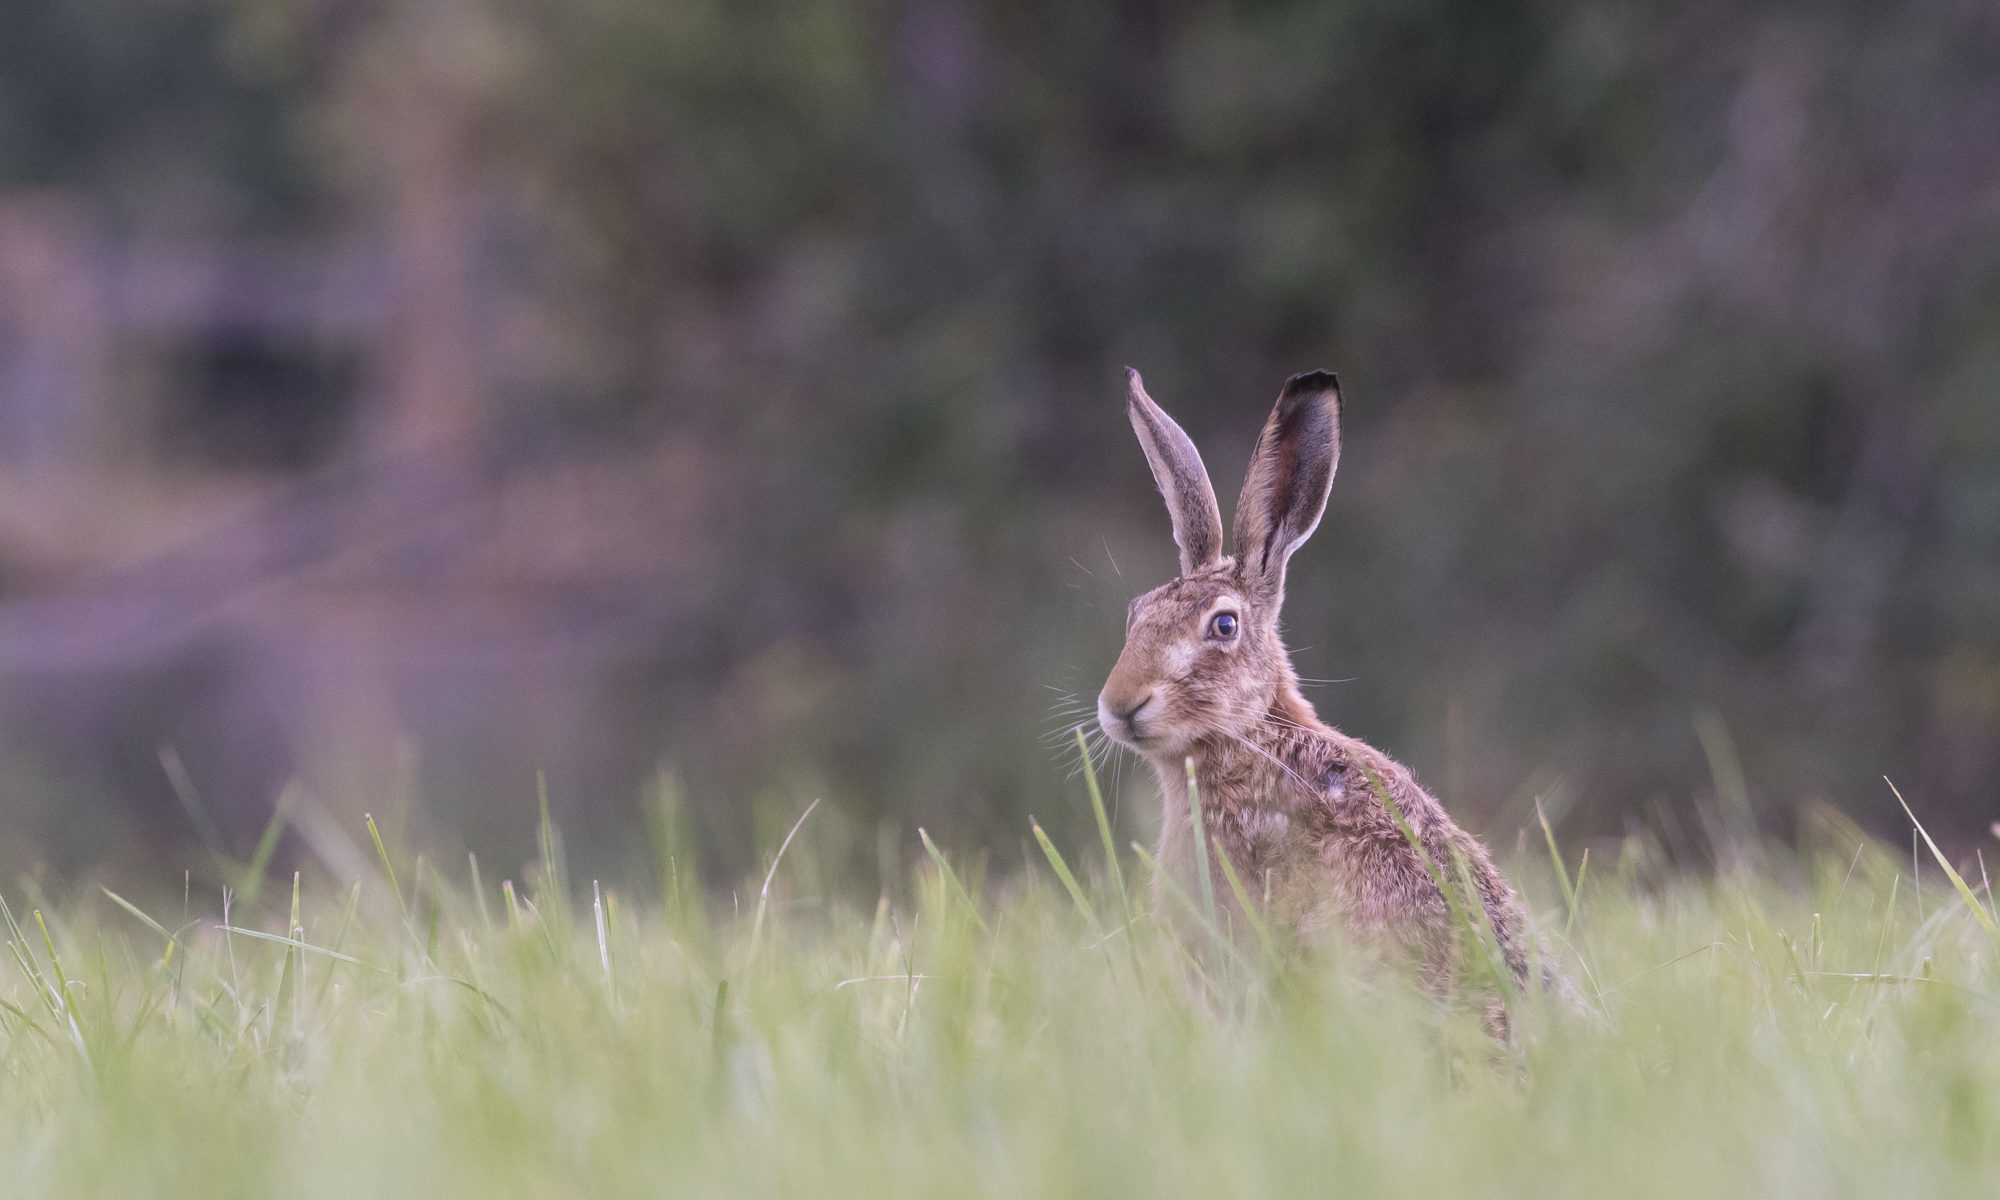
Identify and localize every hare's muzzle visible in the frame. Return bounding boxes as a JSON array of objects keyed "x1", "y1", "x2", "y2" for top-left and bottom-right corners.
[{"x1": 1097, "y1": 683, "x2": 1159, "y2": 748}]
